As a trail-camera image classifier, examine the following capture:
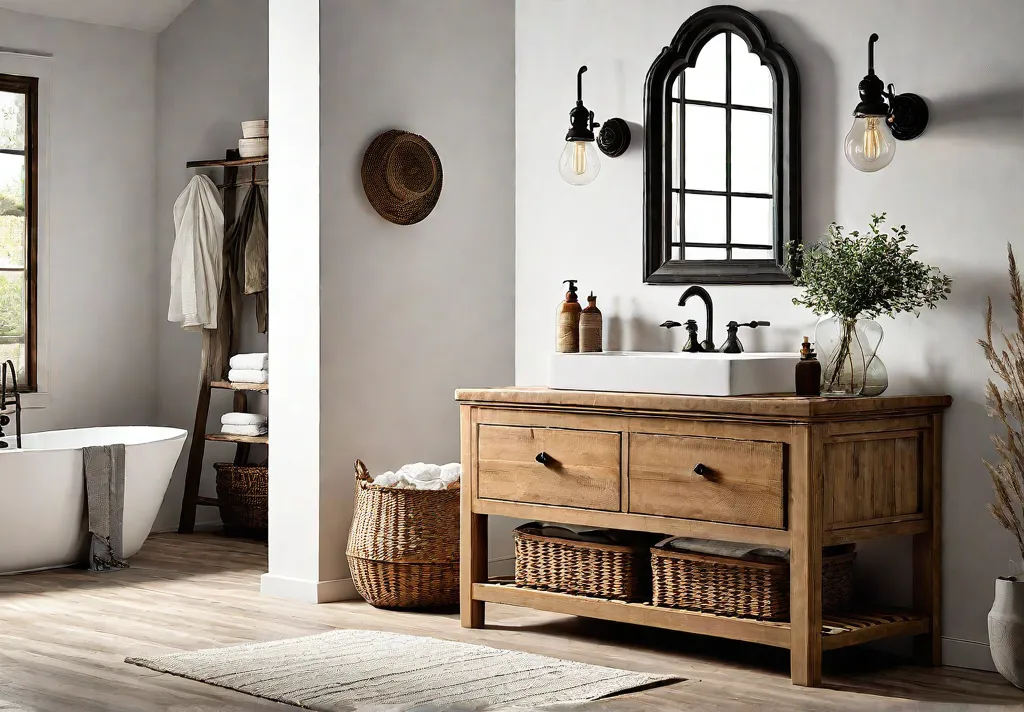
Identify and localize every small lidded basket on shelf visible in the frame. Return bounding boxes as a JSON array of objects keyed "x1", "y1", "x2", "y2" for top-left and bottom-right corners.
[
  {"x1": 513, "y1": 522, "x2": 660, "y2": 602},
  {"x1": 651, "y1": 537, "x2": 856, "y2": 621},
  {"x1": 345, "y1": 459, "x2": 460, "y2": 609}
]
